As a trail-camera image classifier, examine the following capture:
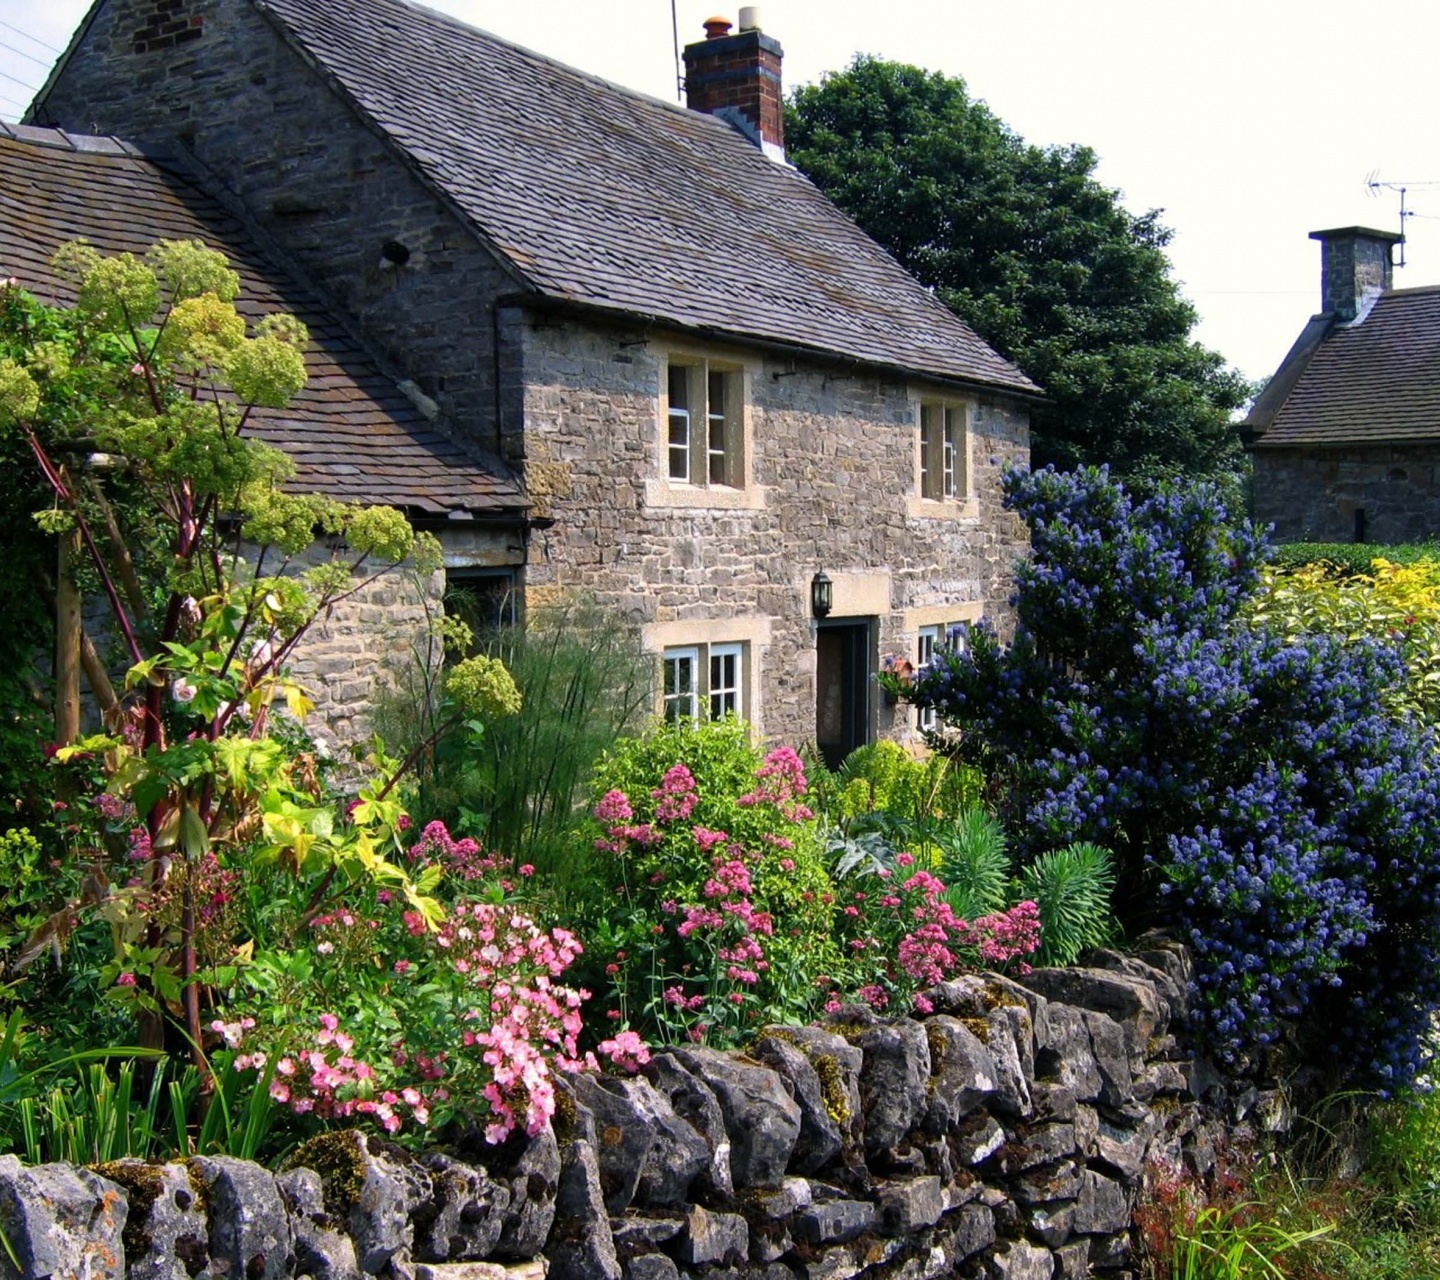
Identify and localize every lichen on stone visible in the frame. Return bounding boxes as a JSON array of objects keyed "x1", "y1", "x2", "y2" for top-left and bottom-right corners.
[{"x1": 91, "y1": 1160, "x2": 164, "y2": 1258}]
